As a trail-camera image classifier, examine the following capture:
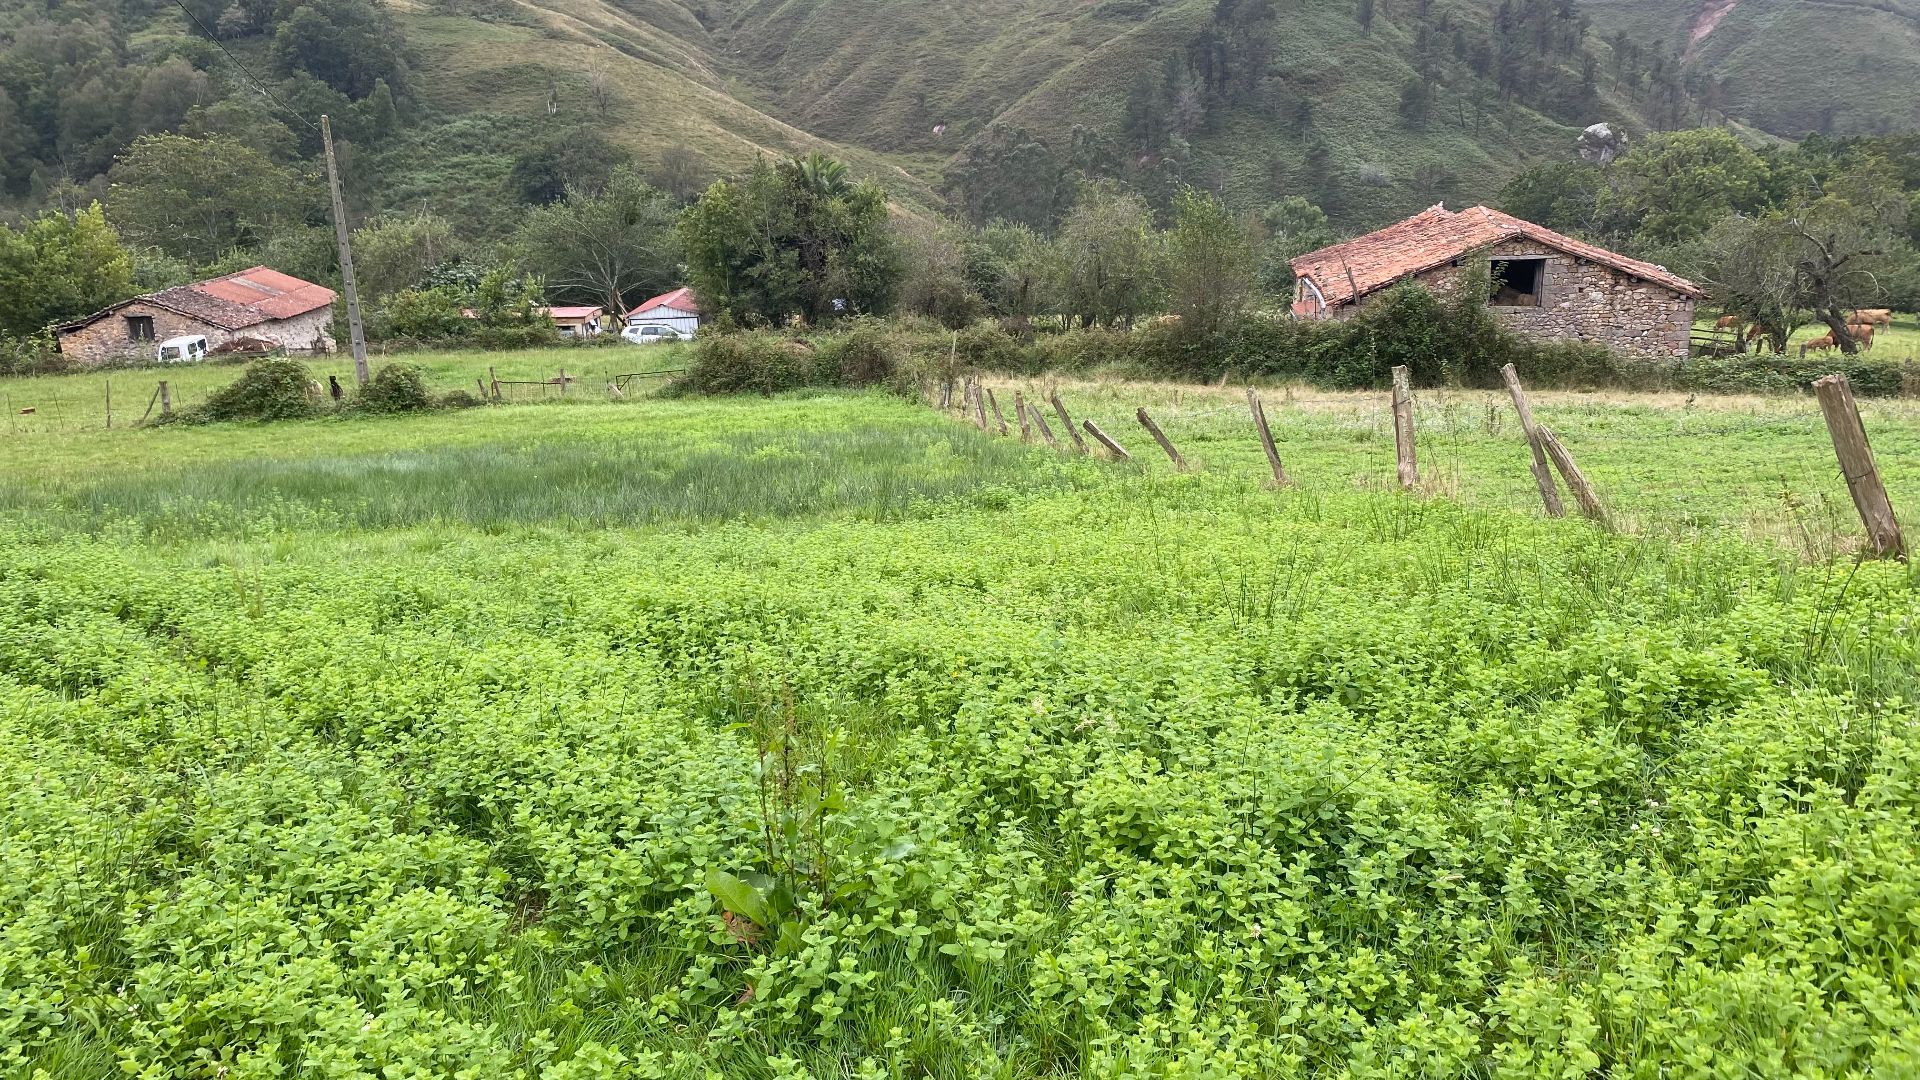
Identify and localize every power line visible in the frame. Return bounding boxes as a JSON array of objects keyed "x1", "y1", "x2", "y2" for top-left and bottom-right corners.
[{"x1": 166, "y1": 0, "x2": 320, "y2": 132}]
